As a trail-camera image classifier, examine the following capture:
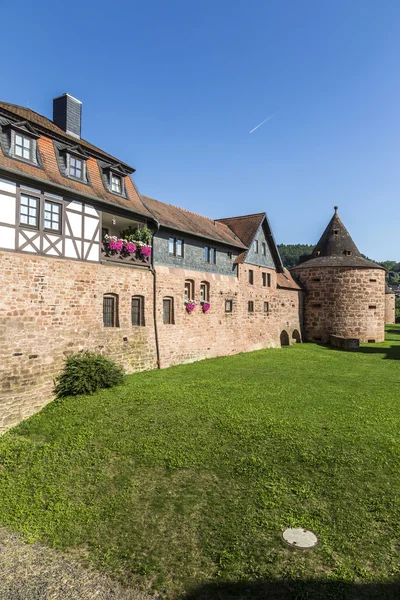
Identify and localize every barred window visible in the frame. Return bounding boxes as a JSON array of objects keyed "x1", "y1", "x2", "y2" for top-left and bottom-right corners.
[
  {"x1": 132, "y1": 296, "x2": 145, "y2": 326},
  {"x1": 103, "y1": 294, "x2": 118, "y2": 327}
]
